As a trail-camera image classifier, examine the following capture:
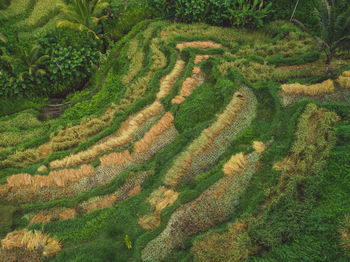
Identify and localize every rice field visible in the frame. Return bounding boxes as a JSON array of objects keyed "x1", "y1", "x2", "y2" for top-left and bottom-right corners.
[{"x1": 0, "y1": 20, "x2": 349, "y2": 262}]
